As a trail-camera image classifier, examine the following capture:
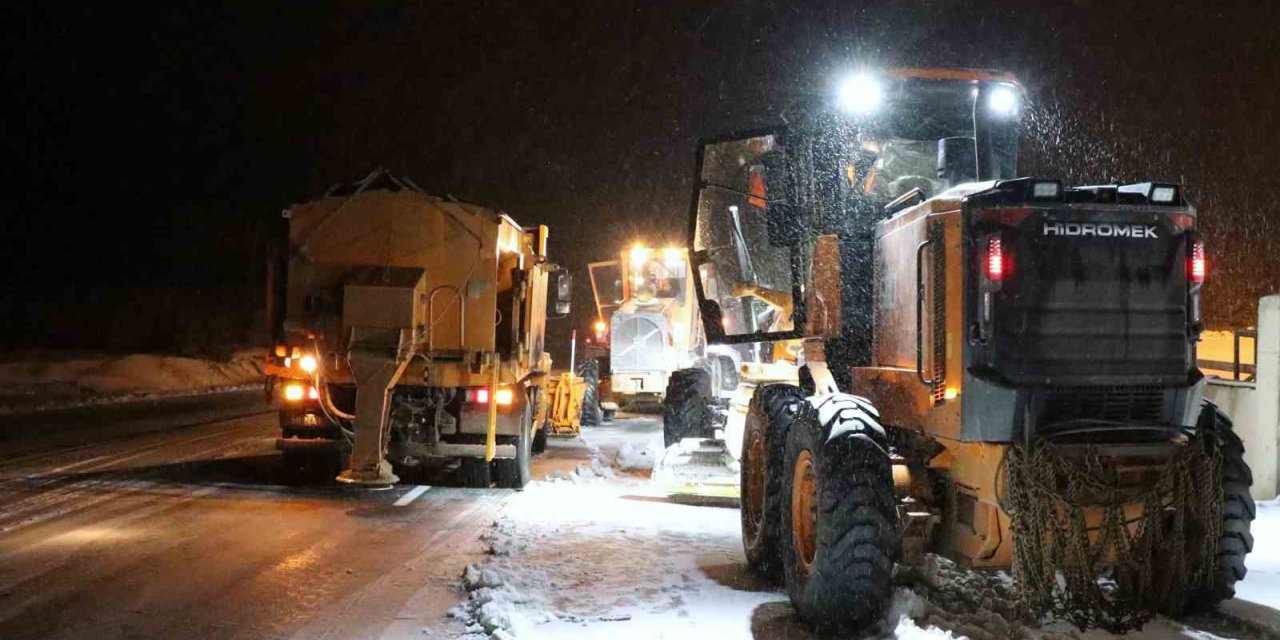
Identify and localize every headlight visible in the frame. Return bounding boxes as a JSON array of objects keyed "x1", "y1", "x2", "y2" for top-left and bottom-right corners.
[{"x1": 299, "y1": 355, "x2": 318, "y2": 373}]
